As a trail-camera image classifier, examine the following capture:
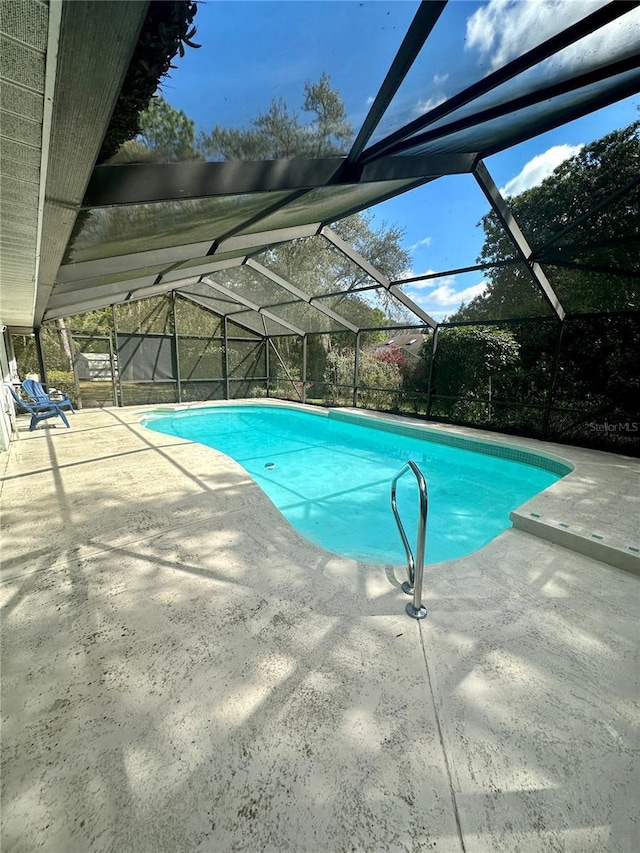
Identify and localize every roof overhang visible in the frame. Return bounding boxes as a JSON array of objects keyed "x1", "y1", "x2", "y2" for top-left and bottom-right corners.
[{"x1": 0, "y1": 0, "x2": 148, "y2": 329}]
